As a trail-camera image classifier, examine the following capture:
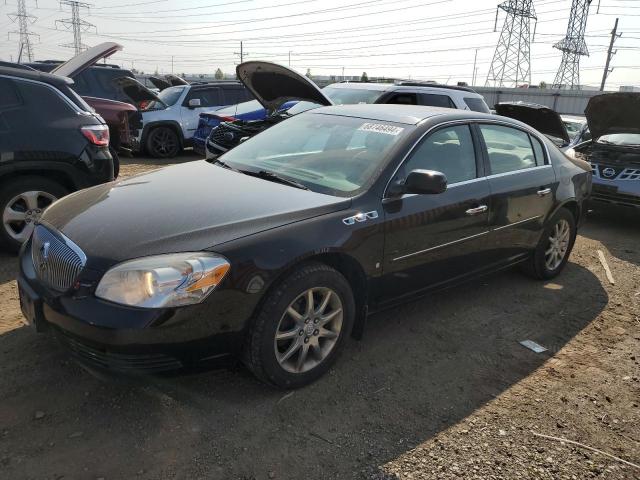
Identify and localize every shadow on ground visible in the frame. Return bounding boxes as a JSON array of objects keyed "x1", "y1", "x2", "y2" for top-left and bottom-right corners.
[
  {"x1": 582, "y1": 203, "x2": 640, "y2": 266},
  {"x1": 0, "y1": 260, "x2": 606, "y2": 479}
]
